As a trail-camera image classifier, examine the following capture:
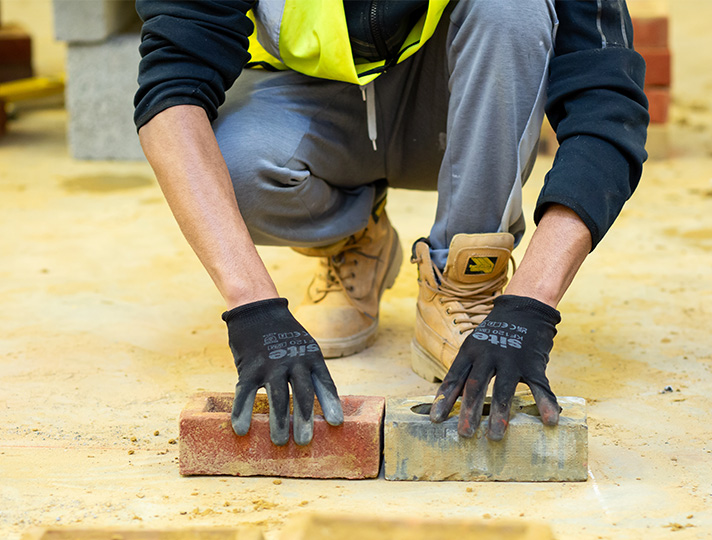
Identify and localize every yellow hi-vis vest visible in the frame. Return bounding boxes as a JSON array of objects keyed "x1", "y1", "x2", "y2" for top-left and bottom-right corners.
[{"x1": 245, "y1": 0, "x2": 450, "y2": 85}]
